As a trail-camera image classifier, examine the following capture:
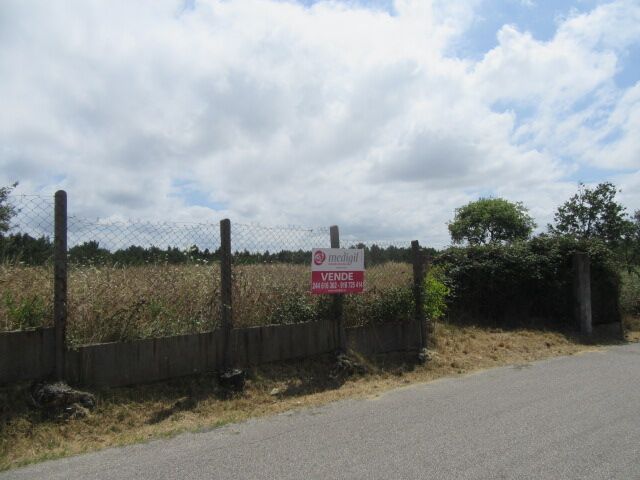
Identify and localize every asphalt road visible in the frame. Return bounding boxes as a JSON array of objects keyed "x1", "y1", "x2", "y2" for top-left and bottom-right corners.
[{"x1": 3, "y1": 343, "x2": 640, "y2": 480}]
